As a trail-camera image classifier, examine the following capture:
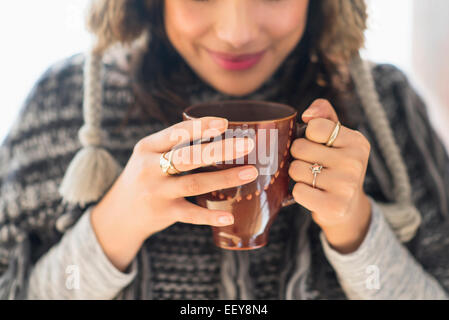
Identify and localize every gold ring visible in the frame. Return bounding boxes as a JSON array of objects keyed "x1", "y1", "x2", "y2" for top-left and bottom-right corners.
[
  {"x1": 159, "y1": 150, "x2": 181, "y2": 175},
  {"x1": 326, "y1": 121, "x2": 341, "y2": 147}
]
